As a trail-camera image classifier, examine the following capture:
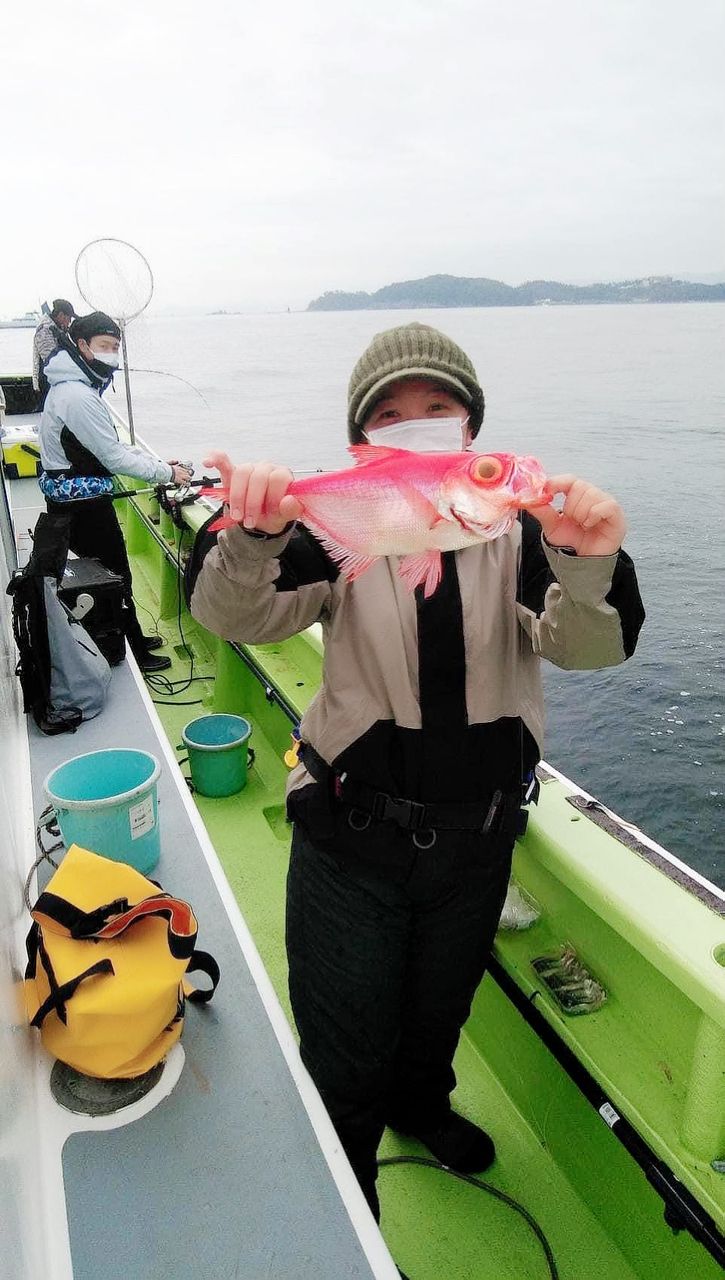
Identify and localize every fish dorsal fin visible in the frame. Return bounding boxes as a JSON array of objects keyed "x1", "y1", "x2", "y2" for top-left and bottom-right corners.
[{"x1": 347, "y1": 443, "x2": 411, "y2": 466}]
